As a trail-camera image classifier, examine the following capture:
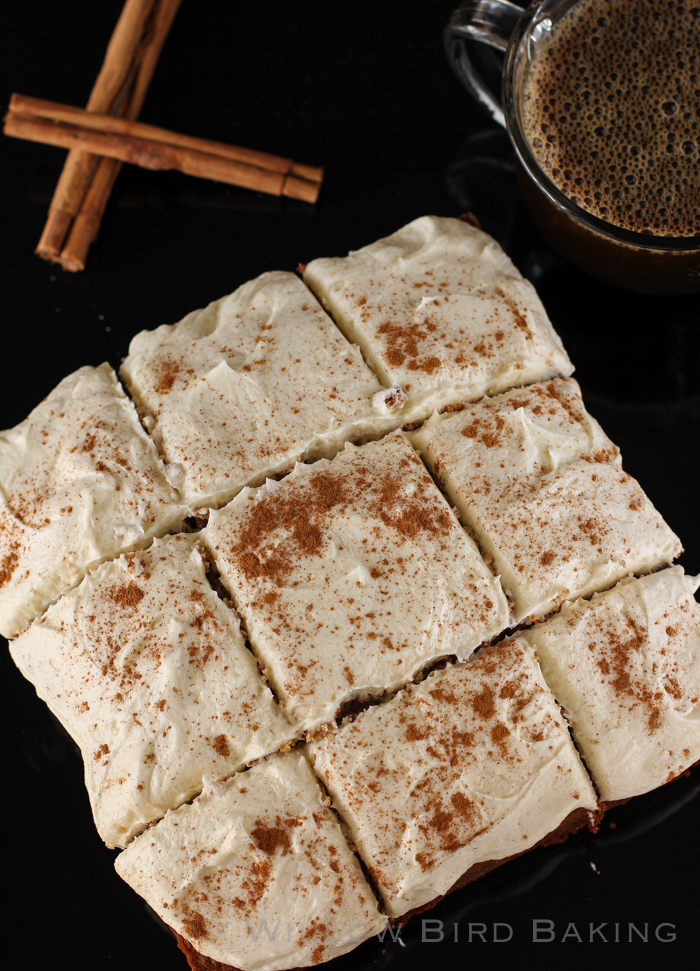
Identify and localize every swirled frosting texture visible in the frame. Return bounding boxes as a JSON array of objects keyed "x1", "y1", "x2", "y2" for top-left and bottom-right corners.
[
  {"x1": 115, "y1": 752, "x2": 386, "y2": 971},
  {"x1": 304, "y1": 215, "x2": 573, "y2": 420},
  {"x1": 411, "y1": 378, "x2": 681, "y2": 621},
  {"x1": 0, "y1": 364, "x2": 186, "y2": 638},
  {"x1": 204, "y1": 433, "x2": 509, "y2": 730},
  {"x1": 2, "y1": 218, "x2": 695, "y2": 971},
  {"x1": 309, "y1": 638, "x2": 598, "y2": 918},
  {"x1": 121, "y1": 271, "x2": 402, "y2": 508},
  {"x1": 9, "y1": 535, "x2": 295, "y2": 847},
  {"x1": 529, "y1": 567, "x2": 700, "y2": 803}
]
